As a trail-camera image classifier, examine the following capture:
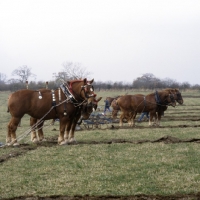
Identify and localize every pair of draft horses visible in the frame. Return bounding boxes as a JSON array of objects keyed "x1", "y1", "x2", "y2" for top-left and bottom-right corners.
[
  {"x1": 110, "y1": 88, "x2": 183, "y2": 127},
  {"x1": 7, "y1": 78, "x2": 101, "y2": 146}
]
